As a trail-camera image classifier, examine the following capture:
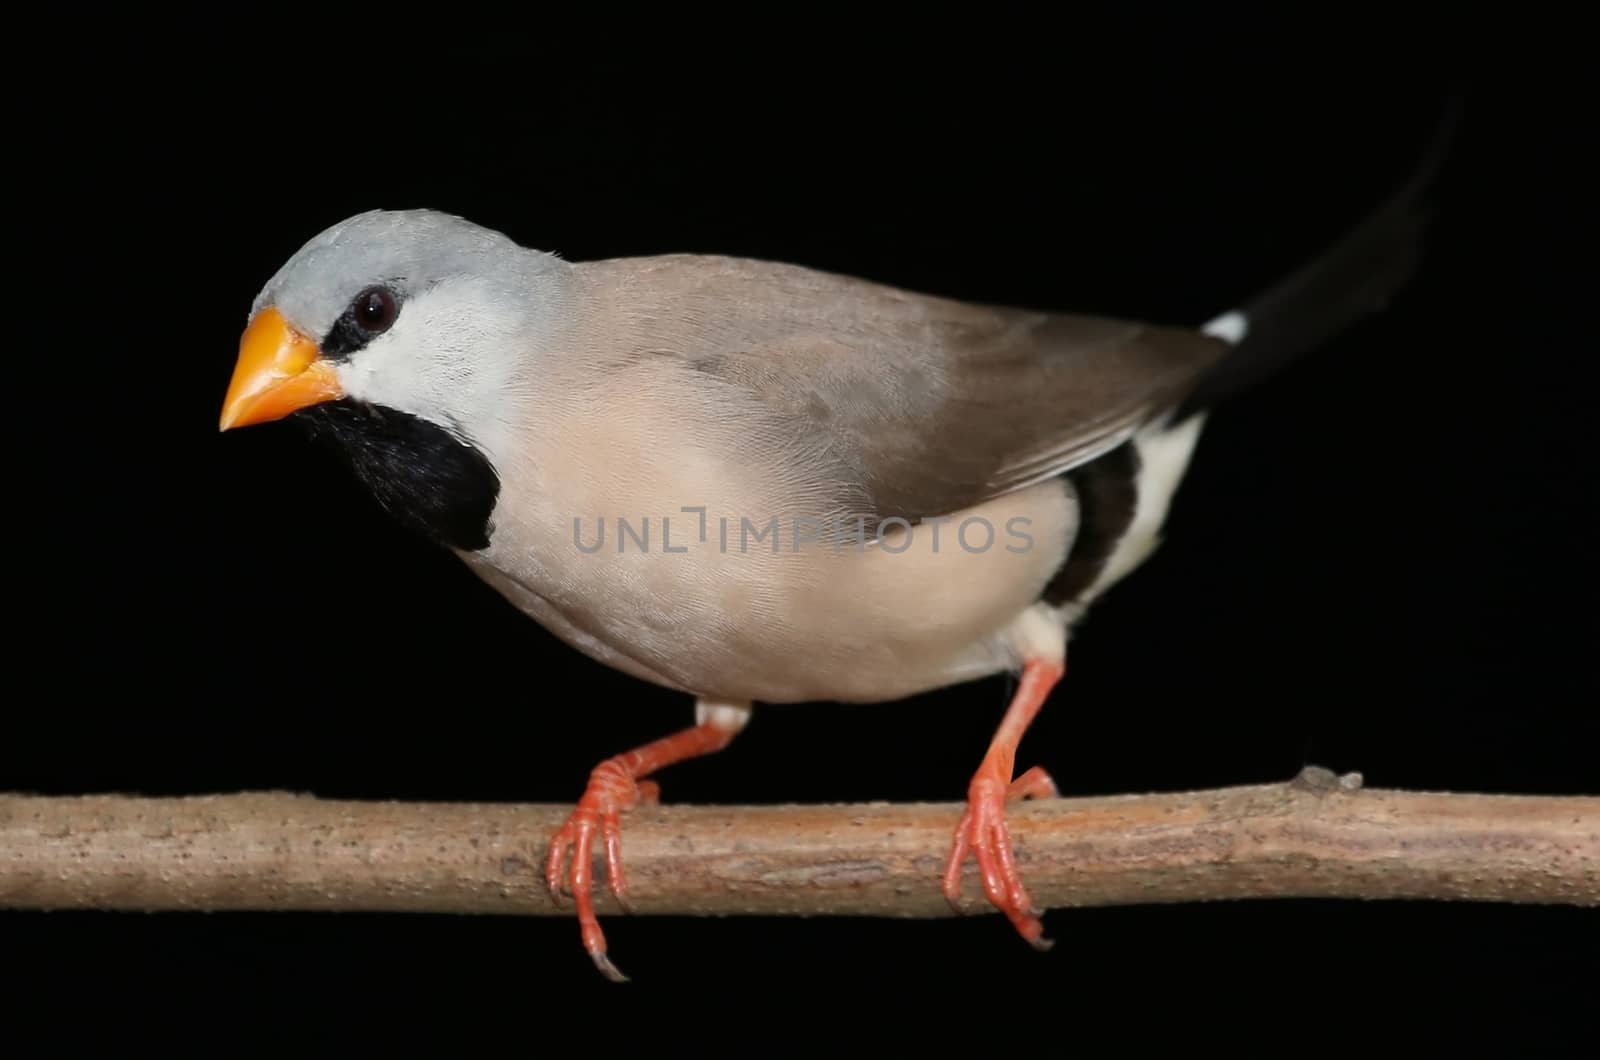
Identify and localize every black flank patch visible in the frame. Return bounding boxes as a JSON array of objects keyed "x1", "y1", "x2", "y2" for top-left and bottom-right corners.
[{"x1": 1042, "y1": 442, "x2": 1142, "y2": 606}]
